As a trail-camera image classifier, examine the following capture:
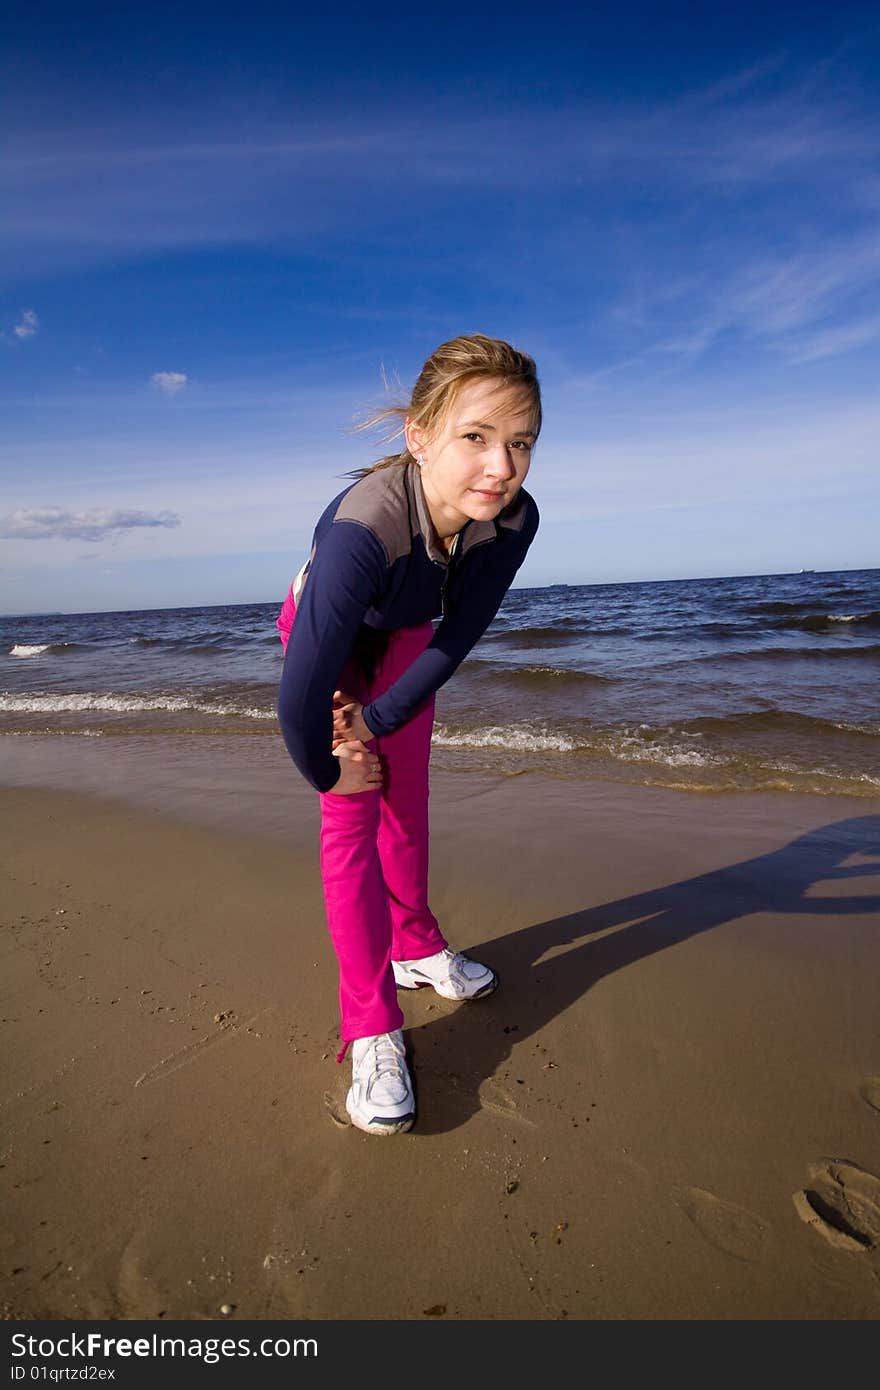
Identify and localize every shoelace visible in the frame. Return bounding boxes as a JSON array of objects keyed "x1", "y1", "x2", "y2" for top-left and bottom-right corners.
[
  {"x1": 368, "y1": 1032, "x2": 406, "y2": 1079},
  {"x1": 444, "y1": 950, "x2": 470, "y2": 989},
  {"x1": 338, "y1": 1029, "x2": 408, "y2": 1067}
]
